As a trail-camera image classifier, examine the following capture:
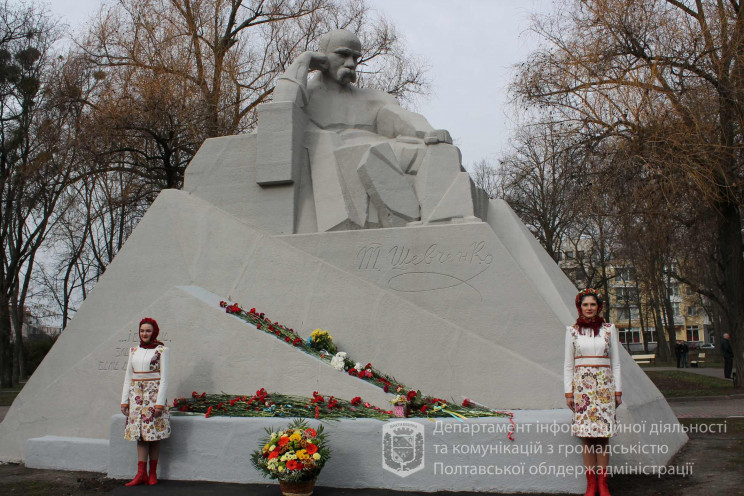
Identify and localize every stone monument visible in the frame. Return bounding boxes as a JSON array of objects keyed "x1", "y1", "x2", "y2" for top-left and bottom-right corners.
[{"x1": 0, "y1": 29, "x2": 686, "y2": 493}]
